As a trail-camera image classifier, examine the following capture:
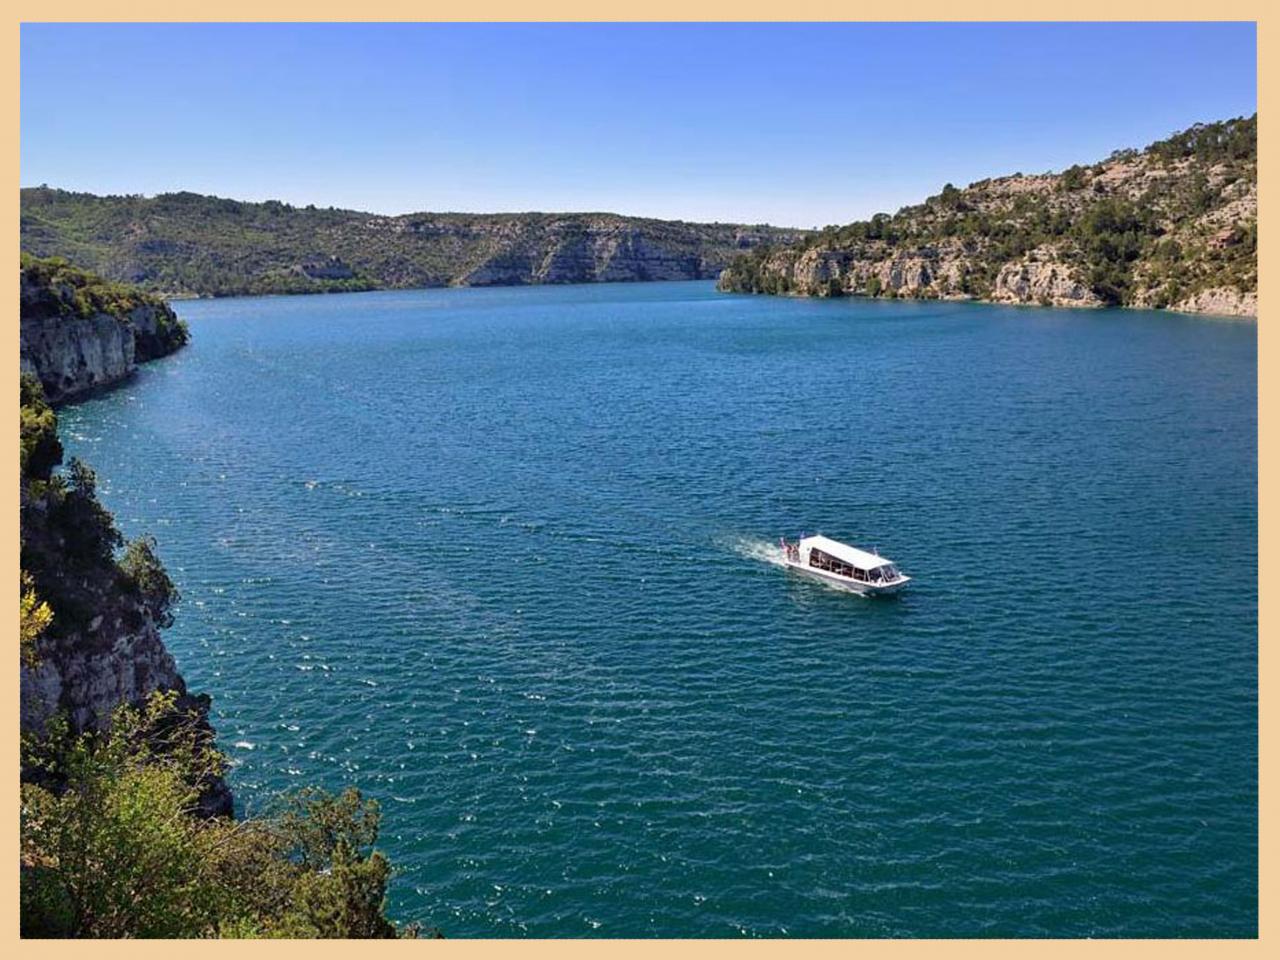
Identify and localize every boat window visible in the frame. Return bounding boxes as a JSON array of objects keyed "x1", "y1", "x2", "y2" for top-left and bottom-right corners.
[
  {"x1": 808, "y1": 549, "x2": 870, "y2": 578},
  {"x1": 810, "y1": 548, "x2": 836, "y2": 570}
]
